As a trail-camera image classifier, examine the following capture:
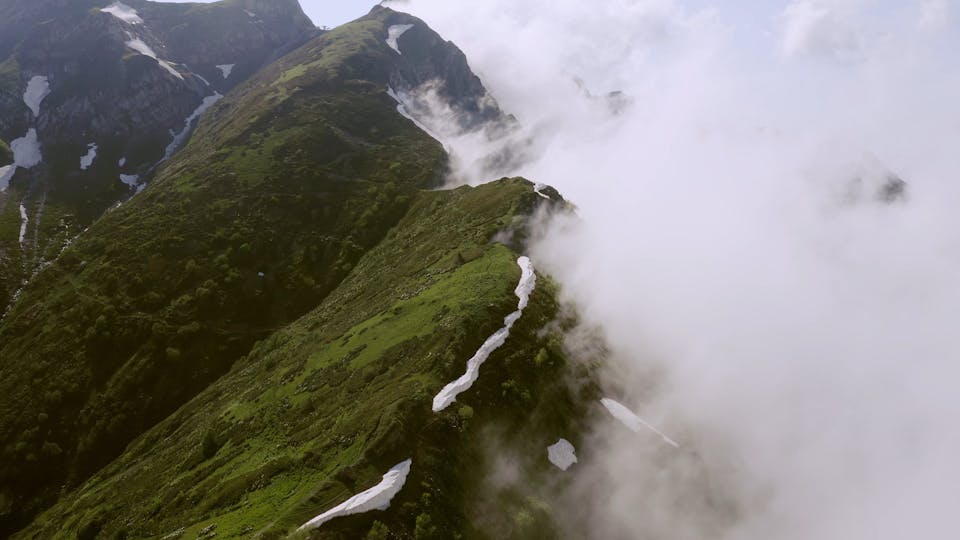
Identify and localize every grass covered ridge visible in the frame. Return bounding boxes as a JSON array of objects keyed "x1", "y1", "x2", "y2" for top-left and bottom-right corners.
[
  {"x1": 0, "y1": 9, "x2": 445, "y2": 533},
  {"x1": 0, "y1": 138, "x2": 11, "y2": 165},
  {"x1": 19, "y1": 178, "x2": 589, "y2": 539}
]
